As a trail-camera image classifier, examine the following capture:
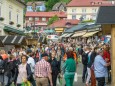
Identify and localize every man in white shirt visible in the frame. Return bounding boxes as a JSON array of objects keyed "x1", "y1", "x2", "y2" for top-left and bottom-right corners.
[{"x1": 26, "y1": 50, "x2": 35, "y2": 73}]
